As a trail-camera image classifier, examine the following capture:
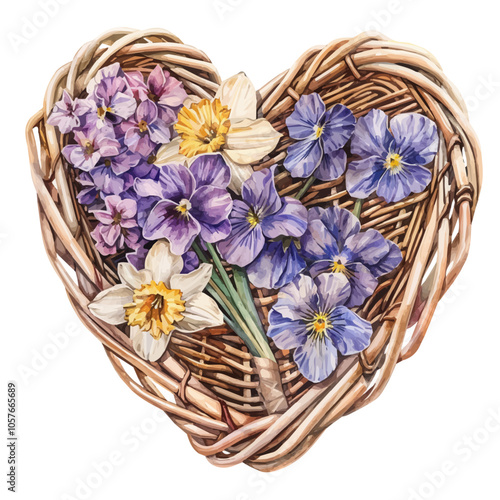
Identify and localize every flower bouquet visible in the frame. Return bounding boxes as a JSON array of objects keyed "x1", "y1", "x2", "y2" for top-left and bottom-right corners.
[{"x1": 27, "y1": 29, "x2": 481, "y2": 470}]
